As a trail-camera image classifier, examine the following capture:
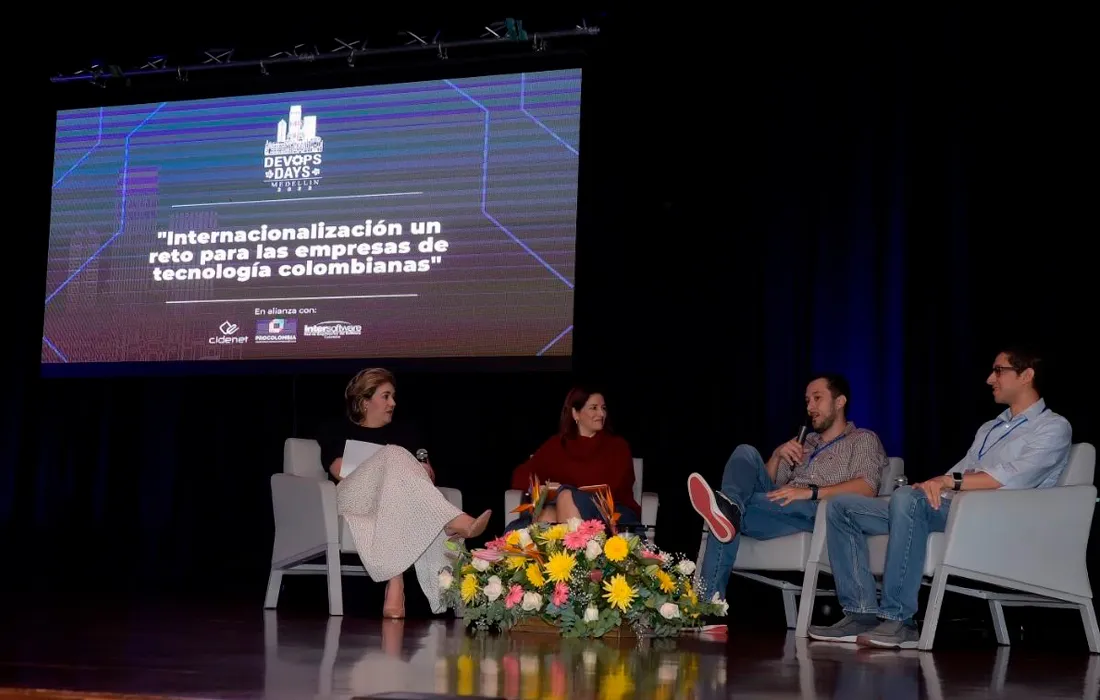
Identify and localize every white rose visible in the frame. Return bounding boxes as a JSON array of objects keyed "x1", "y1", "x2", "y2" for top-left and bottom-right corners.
[
  {"x1": 583, "y1": 605, "x2": 600, "y2": 622},
  {"x1": 483, "y1": 575, "x2": 503, "y2": 601},
  {"x1": 585, "y1": 539, "x2": 603, "y2": 560},
  {"x1": 566, "y1": 517, "x2": 583, "y2": 532},
  {"x1": 438, "y1": 570, "x2": 453, "y2": 590},
  {"x1": 659, "y1": 602, "x2": 681, "y2": 619},
  {"x1": 677, "y1": 560, "x2": 696, "y2": 576},
  {"x1": 521, "y1": 591, "x2": 543, "y2": 611},
  {"x1": 517, "y1": 529, "x2": 533, "y2": 547},
  {"x1": 472, "y1": 557, "x2": 491, "y2": 572},
  {"x1": 710, "y1": 592, "x2": 729, "y2": 616}
]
